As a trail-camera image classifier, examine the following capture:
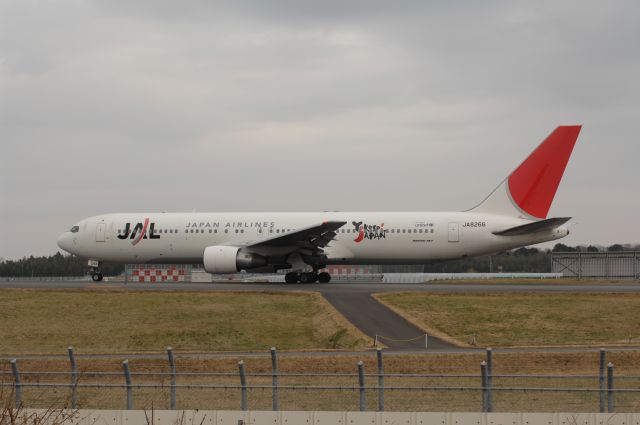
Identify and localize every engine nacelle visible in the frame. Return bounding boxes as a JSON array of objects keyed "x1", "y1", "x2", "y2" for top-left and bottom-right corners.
[{"x1": 203, "y1": 246, "x2": 267, "y2": 274}]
